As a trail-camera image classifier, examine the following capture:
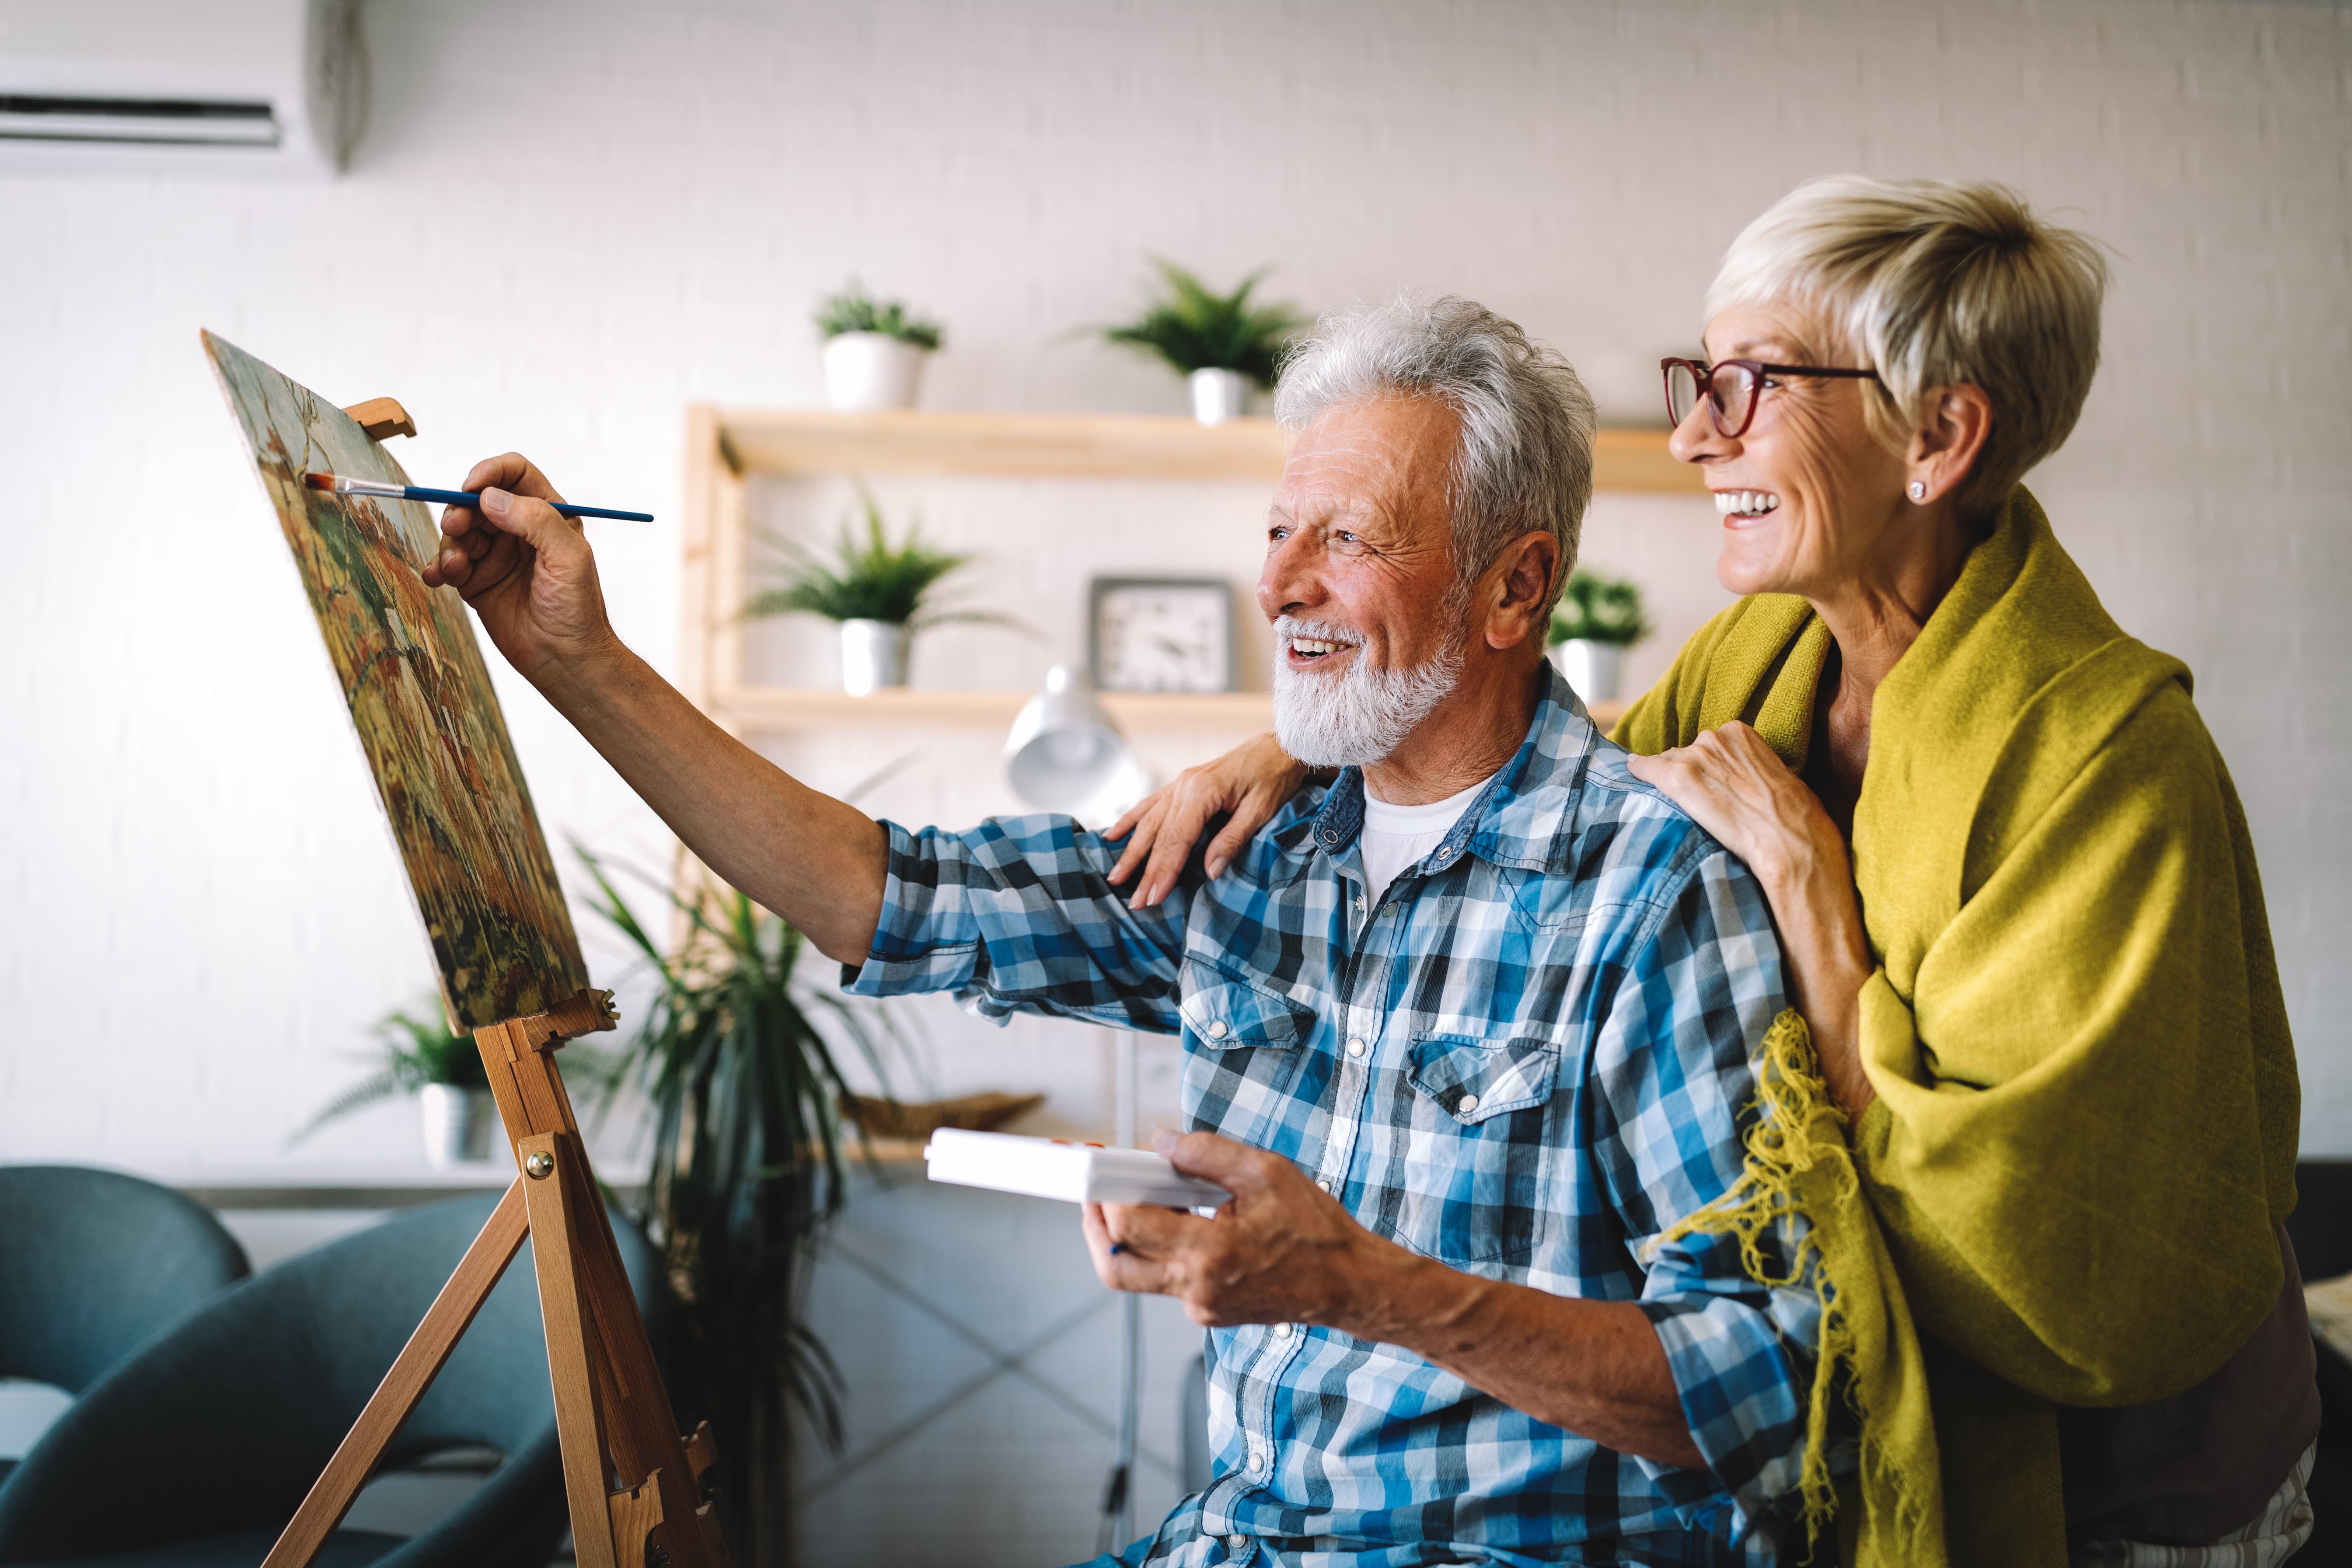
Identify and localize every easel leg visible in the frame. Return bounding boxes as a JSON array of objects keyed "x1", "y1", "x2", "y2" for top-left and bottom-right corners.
[
  {"x1": 261, "y1": 991, "x2": 727, "y2": 1568},
  {"x1": 260, "y1": 1182, "x2": 531, "y2": 1568},
  {"x1": 482, "y1": 1014, "x2": 726, "y2": 1568},
  {"x1": 520, "y1": 1133, "x2": 625, "y2": 1568}
]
